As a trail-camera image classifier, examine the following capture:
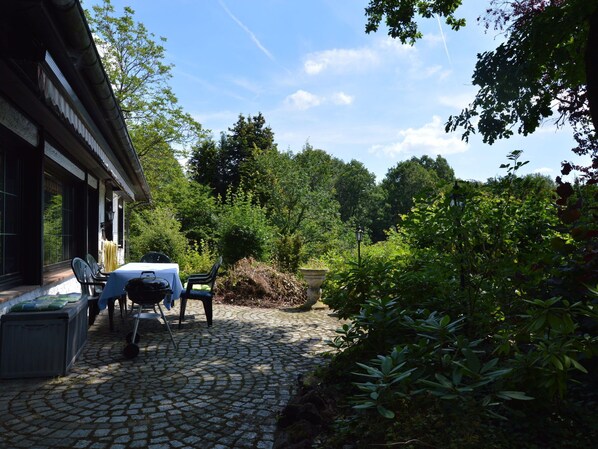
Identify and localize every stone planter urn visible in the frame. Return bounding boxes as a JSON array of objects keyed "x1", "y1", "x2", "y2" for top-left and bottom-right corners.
[{"x1": 299, "y1": 268, "x2": 328, "y2": 310}]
